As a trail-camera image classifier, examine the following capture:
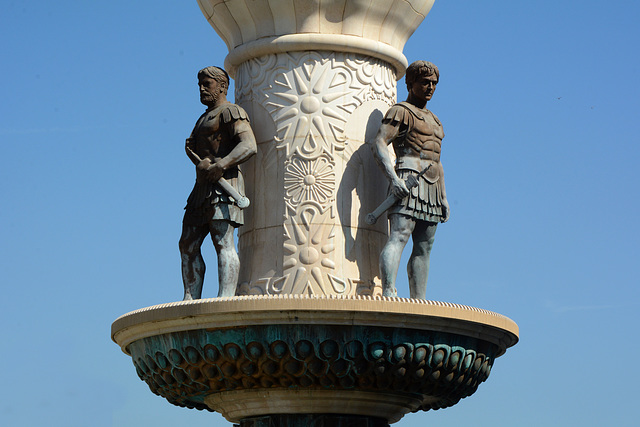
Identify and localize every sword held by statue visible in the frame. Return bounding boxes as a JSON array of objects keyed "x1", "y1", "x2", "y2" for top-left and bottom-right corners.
[{"x1": 365, "y1": 163, "x2": 433, "y2": 225}]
